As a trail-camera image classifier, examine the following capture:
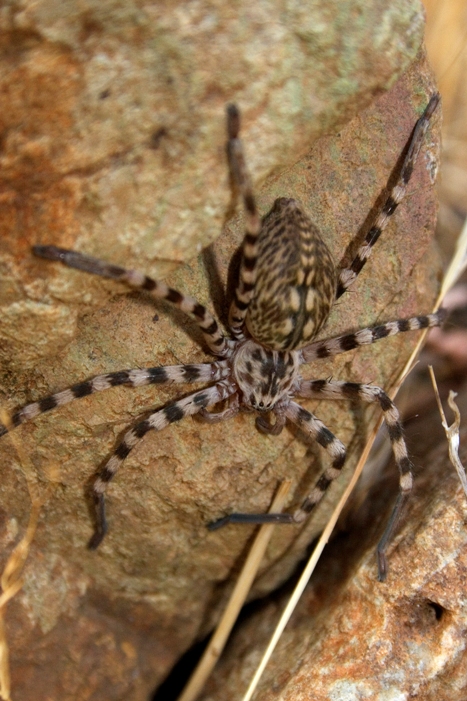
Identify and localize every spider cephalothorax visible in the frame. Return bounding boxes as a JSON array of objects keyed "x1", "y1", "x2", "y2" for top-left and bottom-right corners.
[
  {"x1": 231, "y1": 340, "x2": 300, "y2": 412},
  {"x1": 1, "y1": 94, "x2": 444, "y2": 580}
]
